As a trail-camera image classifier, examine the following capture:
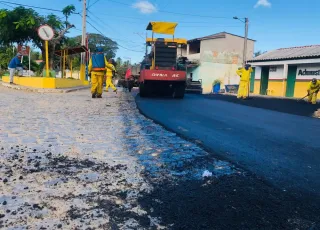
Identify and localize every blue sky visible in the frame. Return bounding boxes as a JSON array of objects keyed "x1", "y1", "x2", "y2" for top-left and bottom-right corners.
[{"x1": 2, "y1": 0, "x2": 320, "y2": 63}]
